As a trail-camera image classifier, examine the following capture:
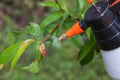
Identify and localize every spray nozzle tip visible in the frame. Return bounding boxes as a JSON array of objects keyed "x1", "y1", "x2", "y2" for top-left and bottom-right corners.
[{"x1": 87, "y1": 0, "x2": 93, "y2": 4}]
